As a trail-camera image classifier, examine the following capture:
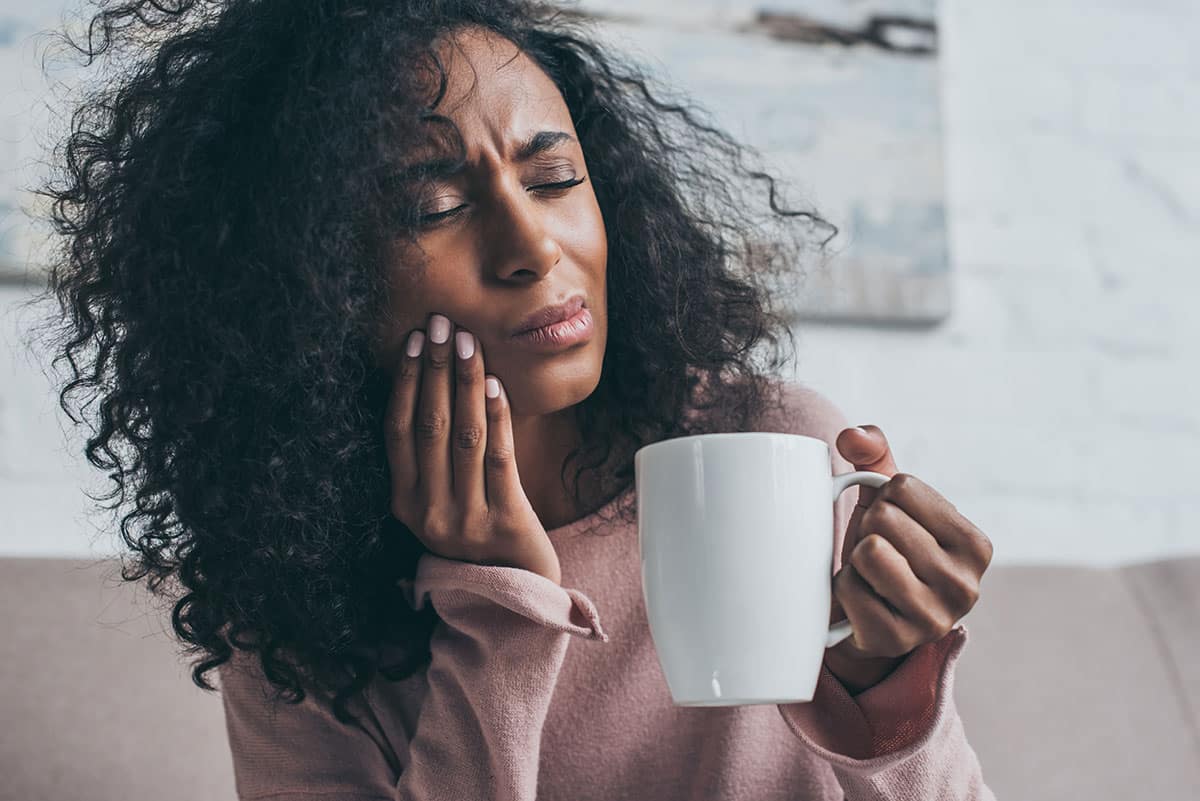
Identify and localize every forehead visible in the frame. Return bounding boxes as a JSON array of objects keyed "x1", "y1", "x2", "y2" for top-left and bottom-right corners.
[{"x1": 427, "y1": 28, "x2": 570, "y2": 148}]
